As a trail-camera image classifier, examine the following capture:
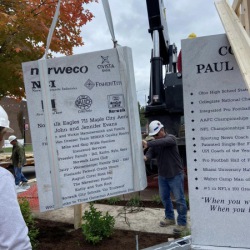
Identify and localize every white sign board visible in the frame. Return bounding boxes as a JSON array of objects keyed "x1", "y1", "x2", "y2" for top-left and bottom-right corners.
[
  {"x1": 183, "y1": 34, "x2": 250, "y2": 248},
  {"x1": 22, "y1": 47, "x2": 147, "y2": 212}
]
